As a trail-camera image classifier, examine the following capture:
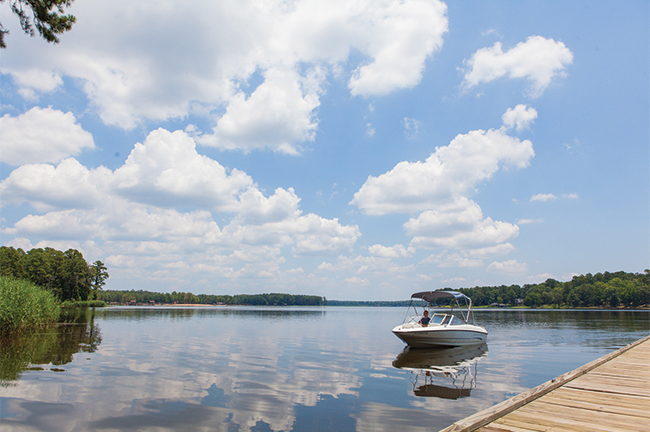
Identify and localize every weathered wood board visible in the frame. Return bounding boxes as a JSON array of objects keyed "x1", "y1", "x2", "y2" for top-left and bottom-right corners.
[{"x1": 439, "y1": 334, "x2": 650, "y2": 432}]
